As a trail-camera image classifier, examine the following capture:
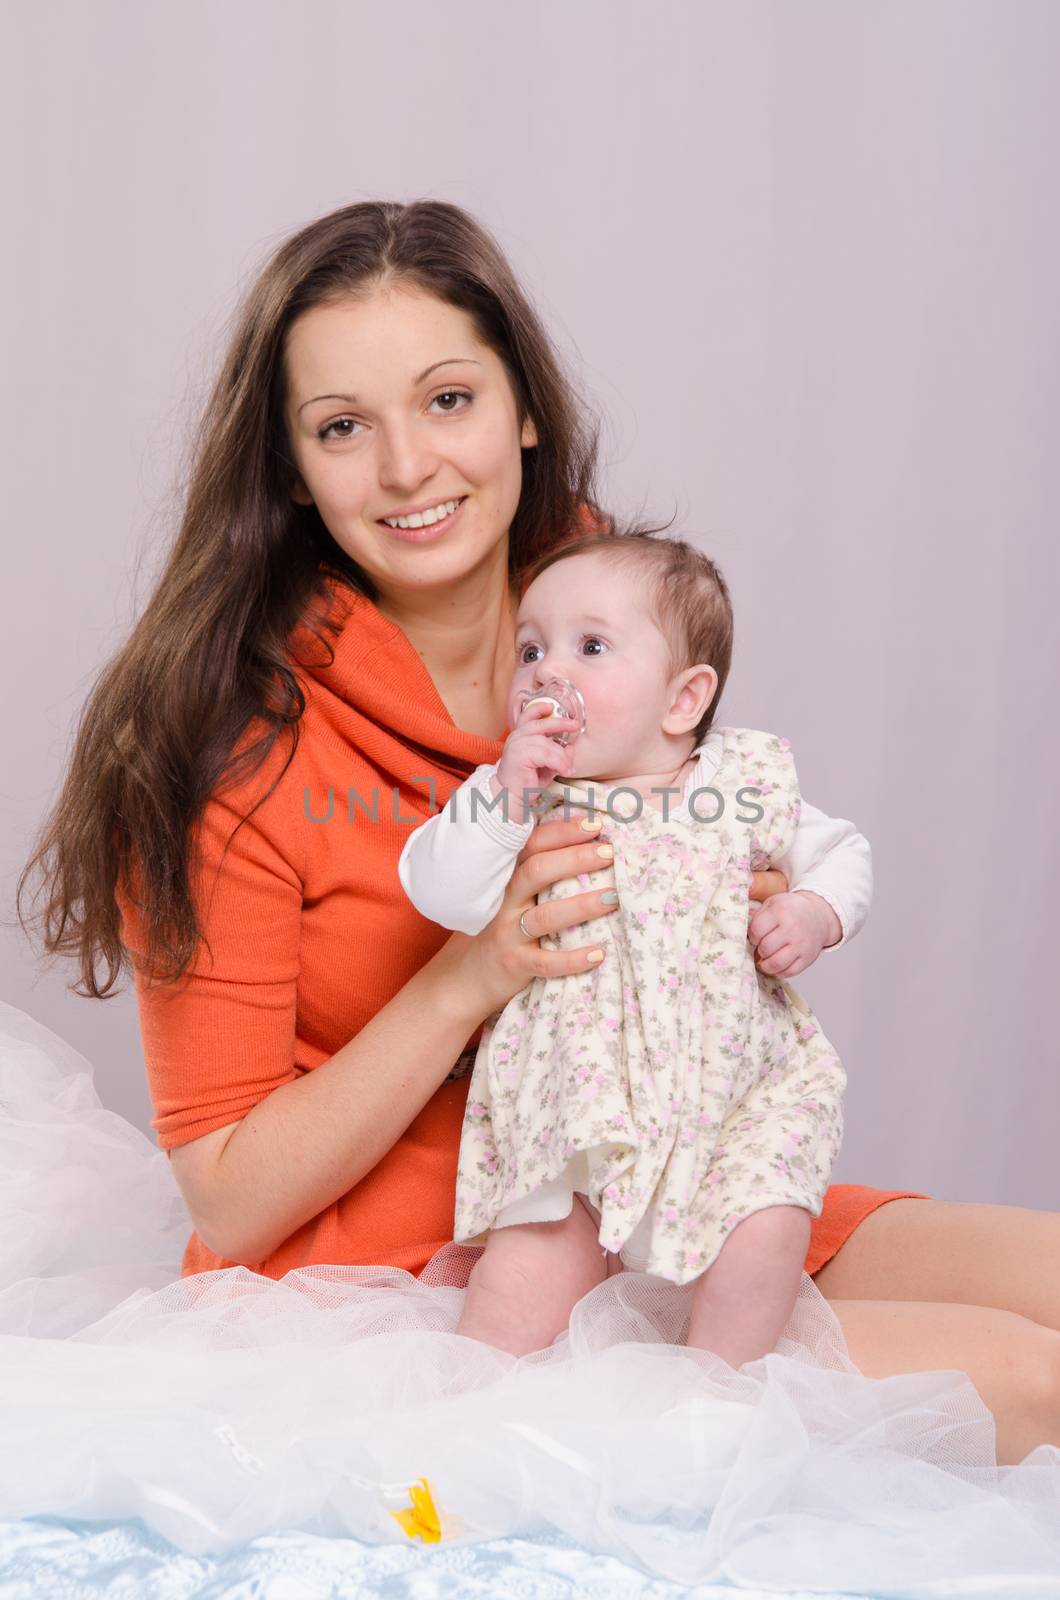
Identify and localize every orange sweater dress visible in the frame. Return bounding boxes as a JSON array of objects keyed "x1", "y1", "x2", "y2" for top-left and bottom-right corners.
[{"x1": 118, "y1": 573, "x2": 927, "y2": 1281}]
